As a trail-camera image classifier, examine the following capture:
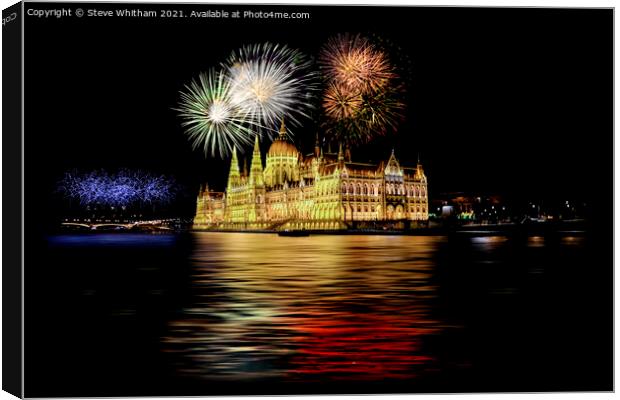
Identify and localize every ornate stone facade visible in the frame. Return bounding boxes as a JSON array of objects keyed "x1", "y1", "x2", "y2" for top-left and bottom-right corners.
[{"x1": 193, "y1": 122, "x2": 428, "y2": 231}]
